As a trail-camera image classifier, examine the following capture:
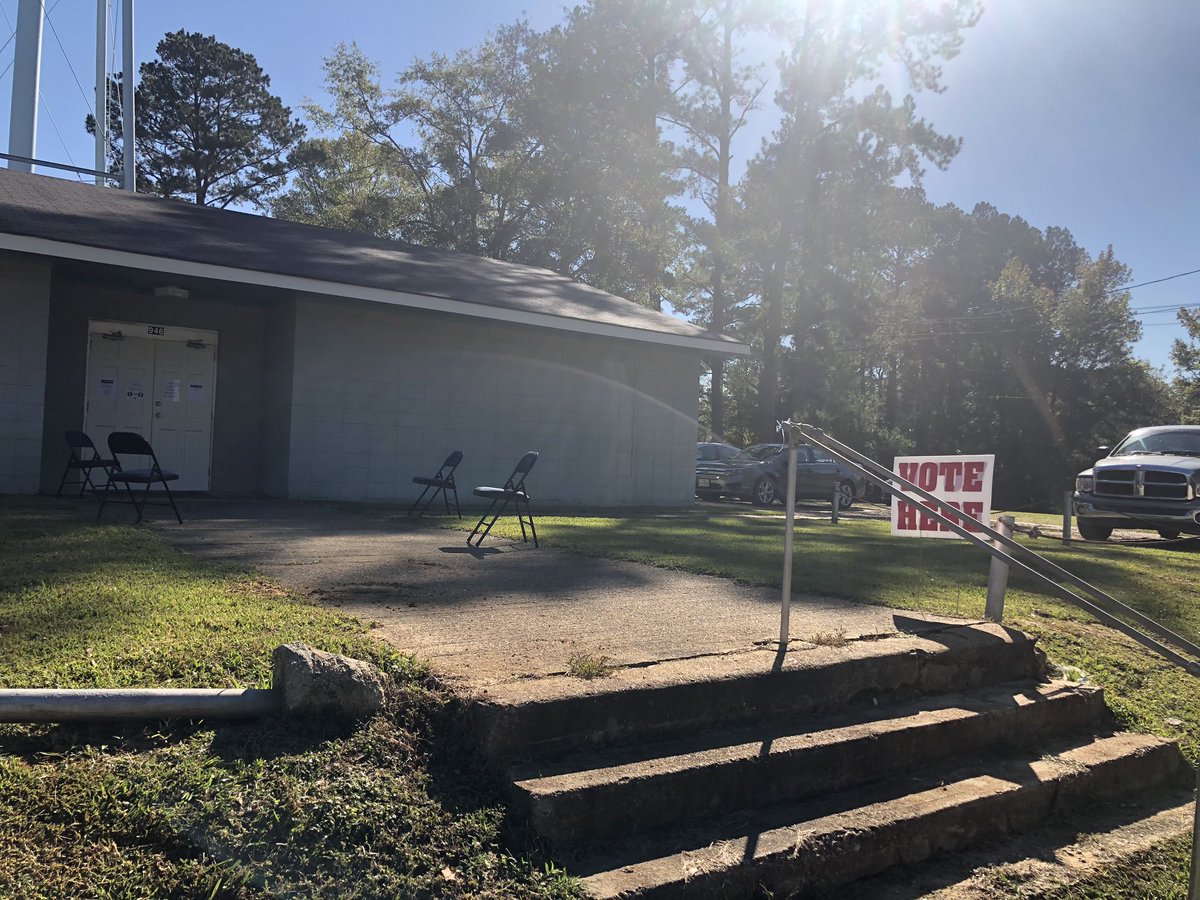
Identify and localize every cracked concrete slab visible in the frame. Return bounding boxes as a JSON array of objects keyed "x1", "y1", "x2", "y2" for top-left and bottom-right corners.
[{"x1": 156, "y1": 500, "x2": 976, "y2": 688}]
